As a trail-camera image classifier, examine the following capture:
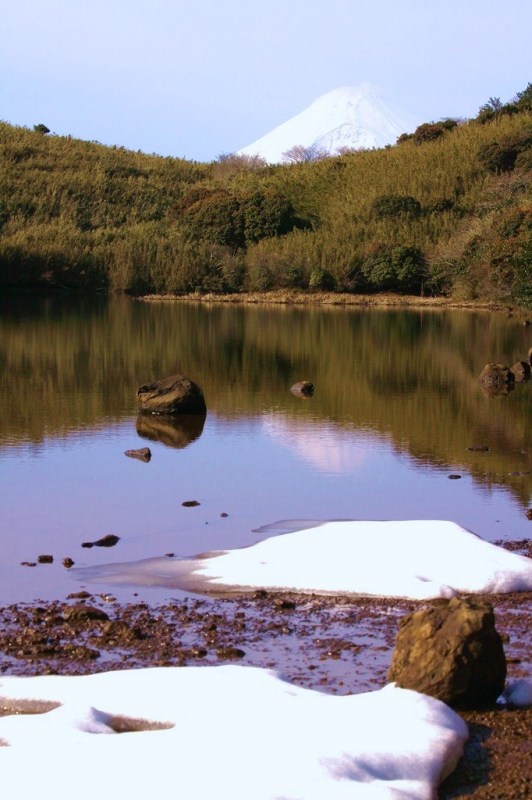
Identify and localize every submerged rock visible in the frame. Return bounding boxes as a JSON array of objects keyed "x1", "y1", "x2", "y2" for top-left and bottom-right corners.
[
  {"x1": 137, "y1": 374, "x2": 206, "y2": 415},
  {"x1": 388, "y1": 596, "x2": 506, "y2": 708}
]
